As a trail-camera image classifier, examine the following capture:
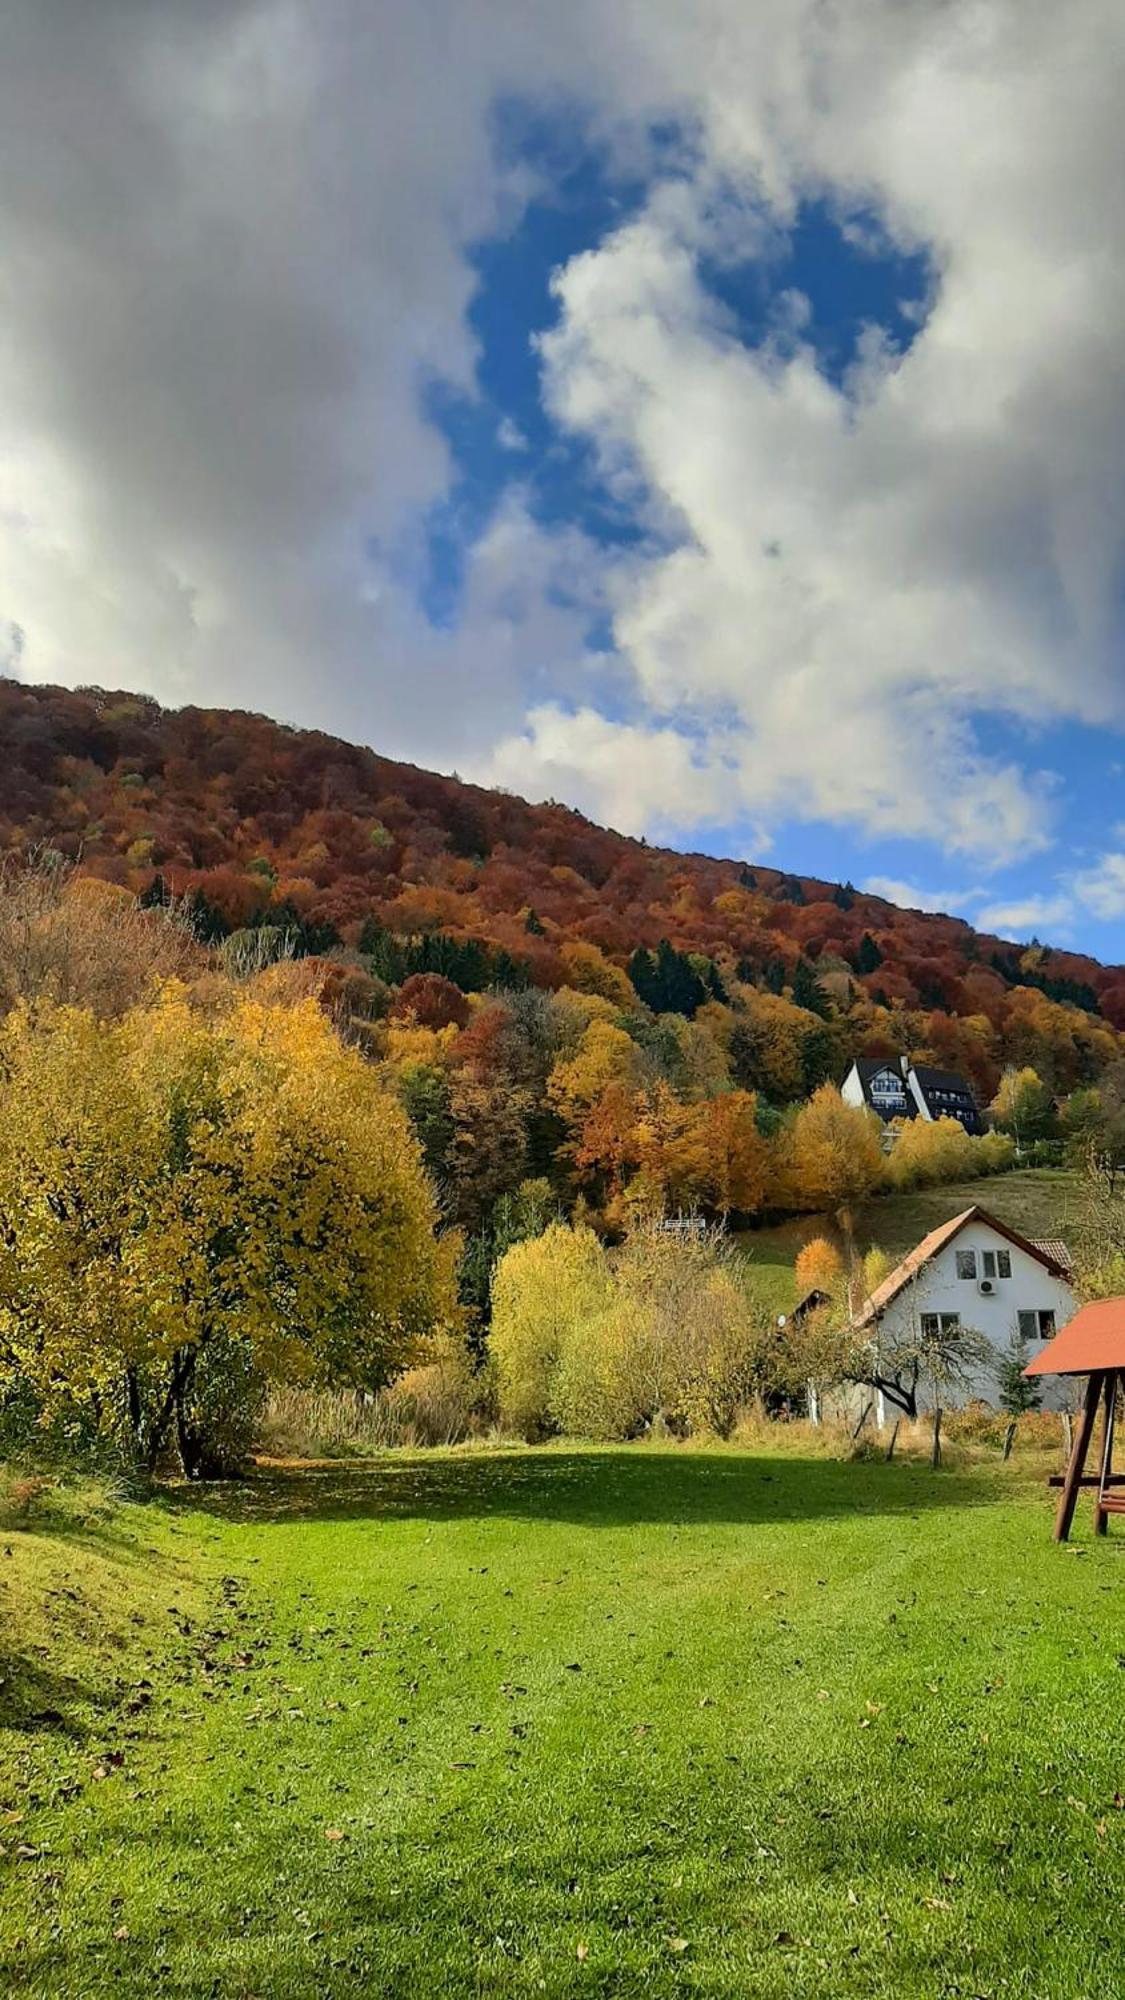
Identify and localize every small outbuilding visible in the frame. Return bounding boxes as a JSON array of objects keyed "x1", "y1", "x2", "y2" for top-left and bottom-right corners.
[{"x1": 1025, "y1": 1300, "x2": 1125, "y2": 1540}]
